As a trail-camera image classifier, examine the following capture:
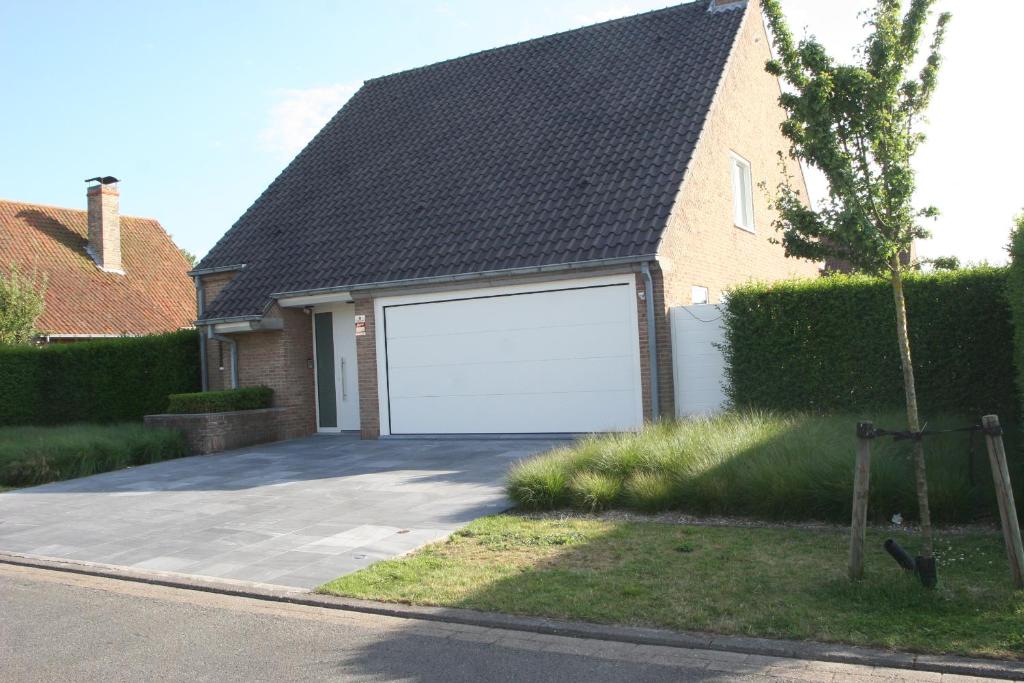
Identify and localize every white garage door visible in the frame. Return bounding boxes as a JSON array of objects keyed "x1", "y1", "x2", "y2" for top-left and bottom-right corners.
[{"x1": 381, "y1": 281, "x2": 644, "y2": 434}]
